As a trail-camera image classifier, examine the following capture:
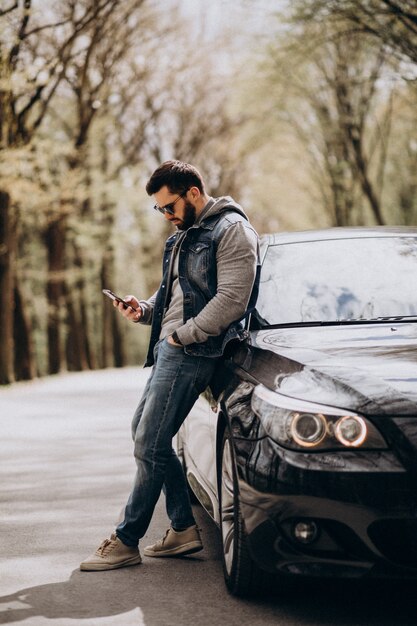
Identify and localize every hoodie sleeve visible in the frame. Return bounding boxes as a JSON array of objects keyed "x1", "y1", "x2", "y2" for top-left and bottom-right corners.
[
  {"x1": 174, "y1": 220, "x2": 258, "y2": 346},
  {"x1": 137, "y1": 291, "x2": 157, "y2": 325}
]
